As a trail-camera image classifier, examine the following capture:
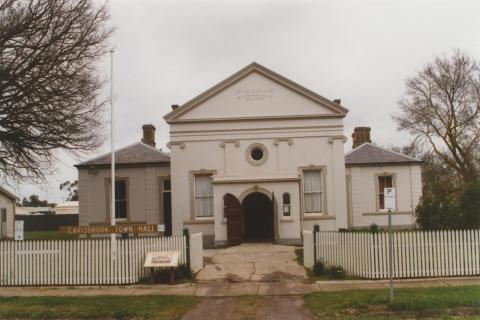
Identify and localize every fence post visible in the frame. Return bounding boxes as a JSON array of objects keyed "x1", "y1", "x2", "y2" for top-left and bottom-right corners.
[
  {"x1": 313, "y1": 224, "x2": 319, "y2": 264},
  {"x1": 302, "y1": 231, "x2": 314, "y2": 268},
  {"x1": 183, "y1": 227, "x2": 191, "y2": 270}
]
